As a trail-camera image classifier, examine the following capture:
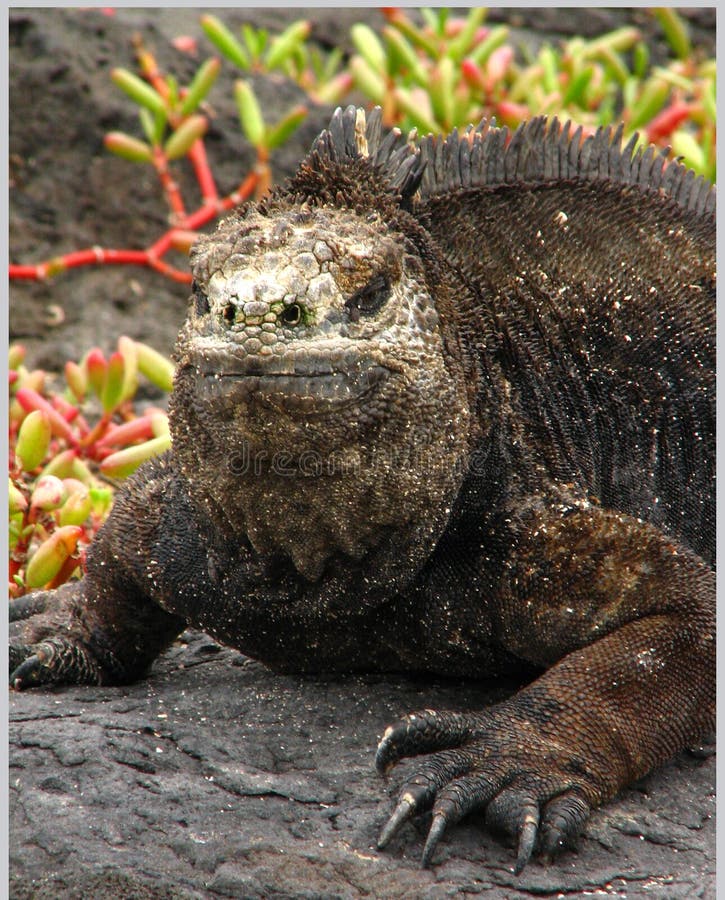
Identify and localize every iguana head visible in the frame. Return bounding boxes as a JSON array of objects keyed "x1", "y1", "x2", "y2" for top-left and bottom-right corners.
[
  {"x1": 173, "y1": 107, "x2": 478, "y2": 460},
  {"x1": 177, "y1": 201, "x2": 458, "y2": 441},
  {"x1": 170, "y1": 107, "x2": 477, "y2": 580}
]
